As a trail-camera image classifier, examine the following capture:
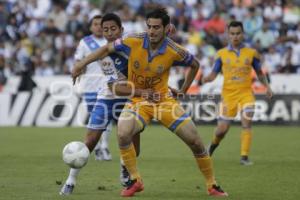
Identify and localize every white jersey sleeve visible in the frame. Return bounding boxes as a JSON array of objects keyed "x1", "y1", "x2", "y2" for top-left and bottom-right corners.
[
  {"x1": 74, "y1": 40, "x2": 87, "y2": 61},
  {"x1": 75, "y1": 36, "x2": 107, "y2": 94}
]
